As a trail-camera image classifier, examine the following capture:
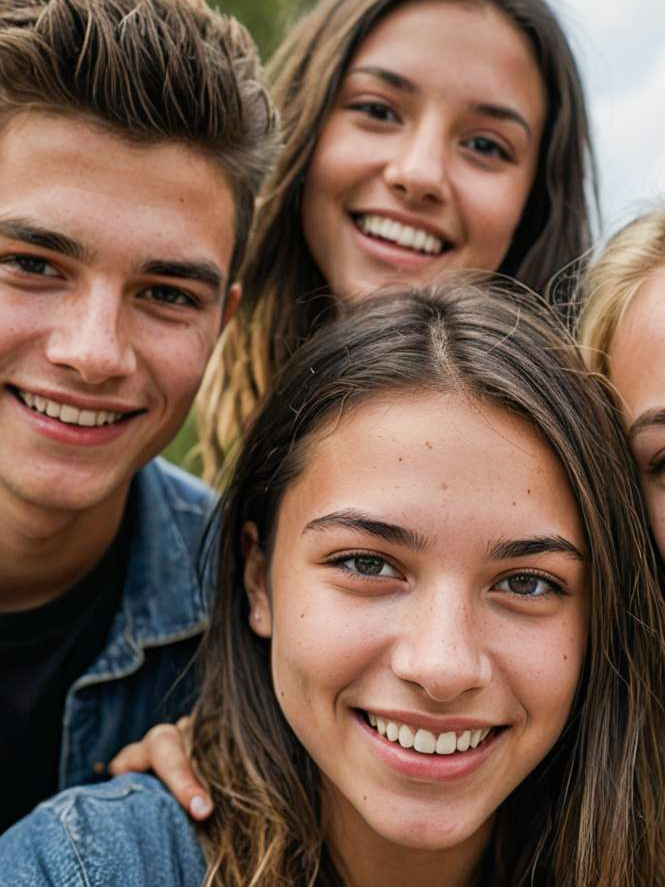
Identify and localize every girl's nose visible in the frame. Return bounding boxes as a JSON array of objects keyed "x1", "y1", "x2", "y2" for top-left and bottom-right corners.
[
  {"x1": 383, "y1": 118, "x2": 451, "y2": 205},
  {"x1": 390, "y1": 584, "x2": 493, "y2": 702}
]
